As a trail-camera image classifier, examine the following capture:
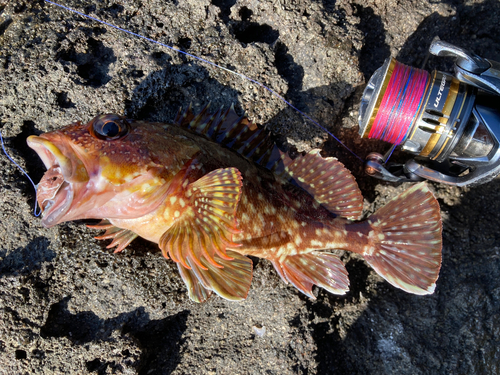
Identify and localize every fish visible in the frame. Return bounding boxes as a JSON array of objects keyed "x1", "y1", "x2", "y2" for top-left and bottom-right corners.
[{"x1": 27, "y1": 105, "x2": 442, "y2": 303}]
